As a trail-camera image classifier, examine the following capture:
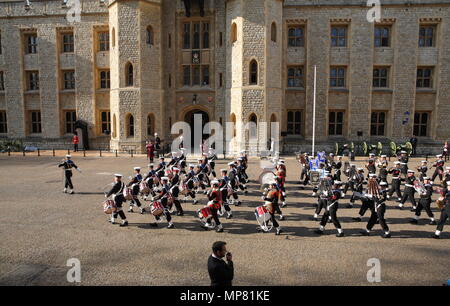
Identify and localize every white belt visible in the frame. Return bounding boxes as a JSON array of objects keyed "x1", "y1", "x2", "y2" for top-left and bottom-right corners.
[
  {"x1": 405, "y1": 184, "x2": 413, "y2": 187},
  {"x1": 392, "y1": 177, "x2": 400, "y2": 179}
]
